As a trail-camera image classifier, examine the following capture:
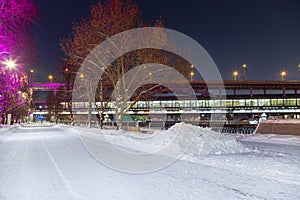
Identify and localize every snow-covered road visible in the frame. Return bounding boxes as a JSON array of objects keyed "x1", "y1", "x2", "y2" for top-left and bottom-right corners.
[{"x1": 0, "y1": 125, "x2": 299, "y2": 200}]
